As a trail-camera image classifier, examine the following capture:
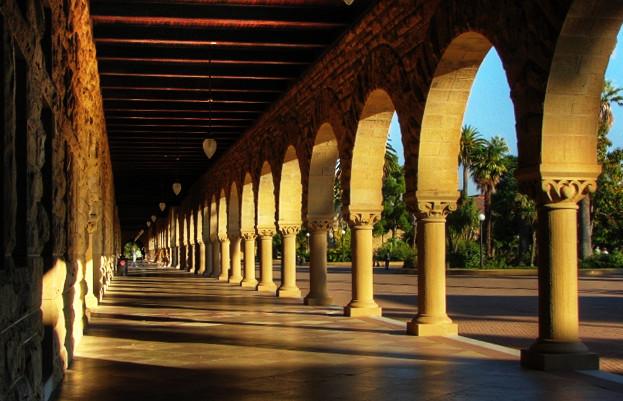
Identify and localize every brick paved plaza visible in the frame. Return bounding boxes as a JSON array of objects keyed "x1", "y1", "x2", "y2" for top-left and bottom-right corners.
[{"x1": 297, "y1": 266, "x2": 623, "y2": 375}]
